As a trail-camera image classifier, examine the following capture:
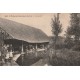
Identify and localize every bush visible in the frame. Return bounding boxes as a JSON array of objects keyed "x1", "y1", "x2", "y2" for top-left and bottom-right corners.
[
  {"x1": 64, "y1": 37, "x2": 74, "y2": 49},
  {"x1": 72, "y1": 45, "x2": 80, "y2": 51},
  {"x1": 49, "y1": 49, "x2": 80, "y2": 66},
  {"x1": 55, "y1": 44, "x2": 65, "y2": 50}
]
